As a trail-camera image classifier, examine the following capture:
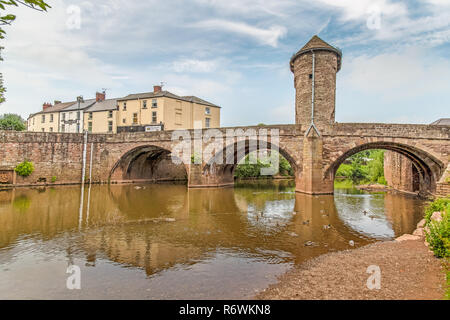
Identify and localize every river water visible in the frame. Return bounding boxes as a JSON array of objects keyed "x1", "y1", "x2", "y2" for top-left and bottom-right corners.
[{"x1": 0, "y1": 180, "x2": 425, "y2": 299}]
